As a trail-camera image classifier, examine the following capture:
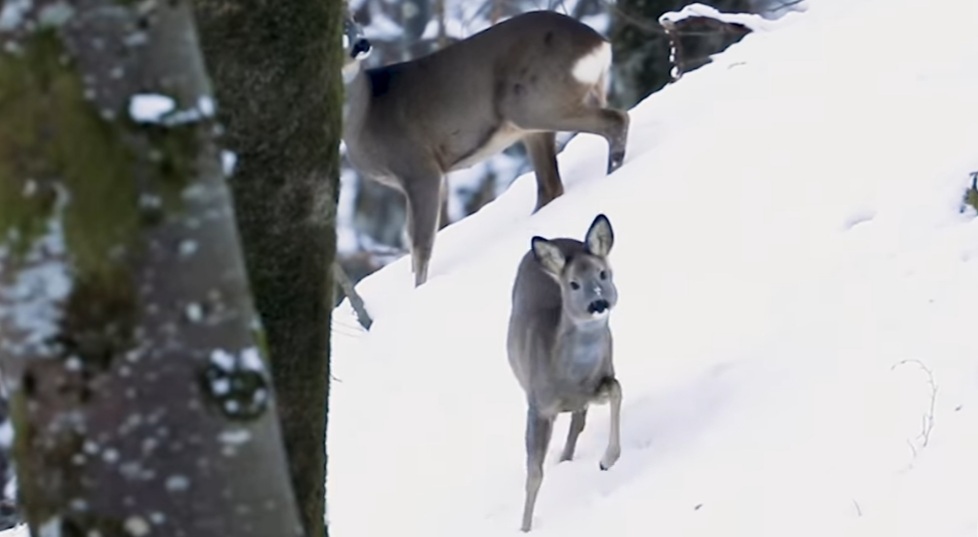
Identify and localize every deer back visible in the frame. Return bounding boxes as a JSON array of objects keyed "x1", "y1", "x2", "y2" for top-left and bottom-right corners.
[{"x1": 342, "y1": 11, "x2": 612, "y2": 178}]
